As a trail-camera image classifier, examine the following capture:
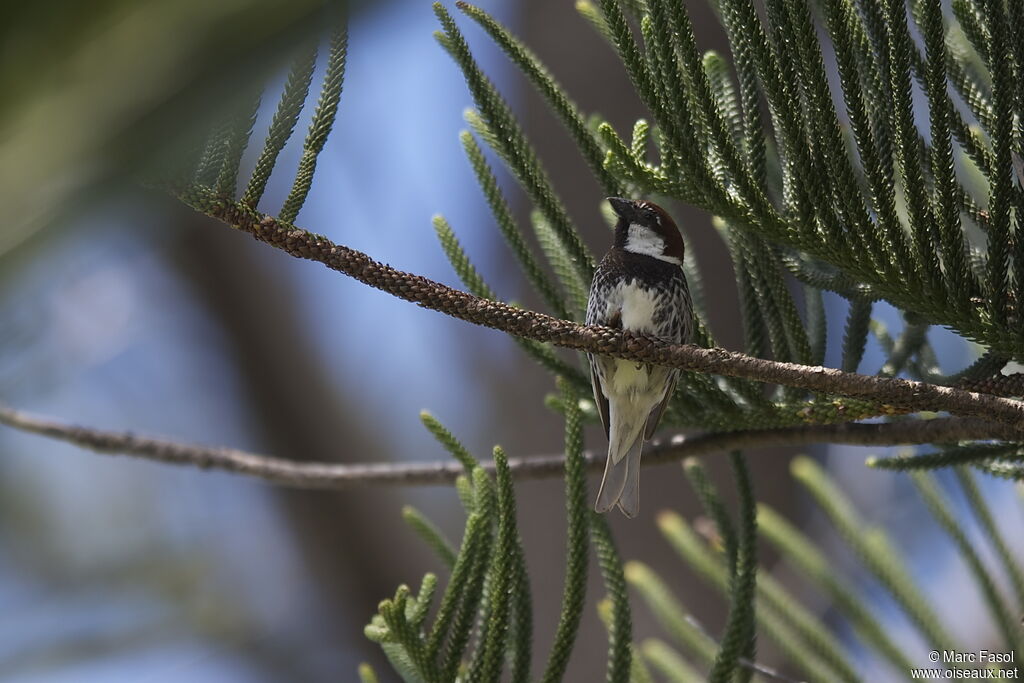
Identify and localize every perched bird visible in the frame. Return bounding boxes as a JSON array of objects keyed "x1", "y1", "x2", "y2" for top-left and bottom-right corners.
[{"x1": 586, "y1": 197, "x2": 692, "y2": 517}]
